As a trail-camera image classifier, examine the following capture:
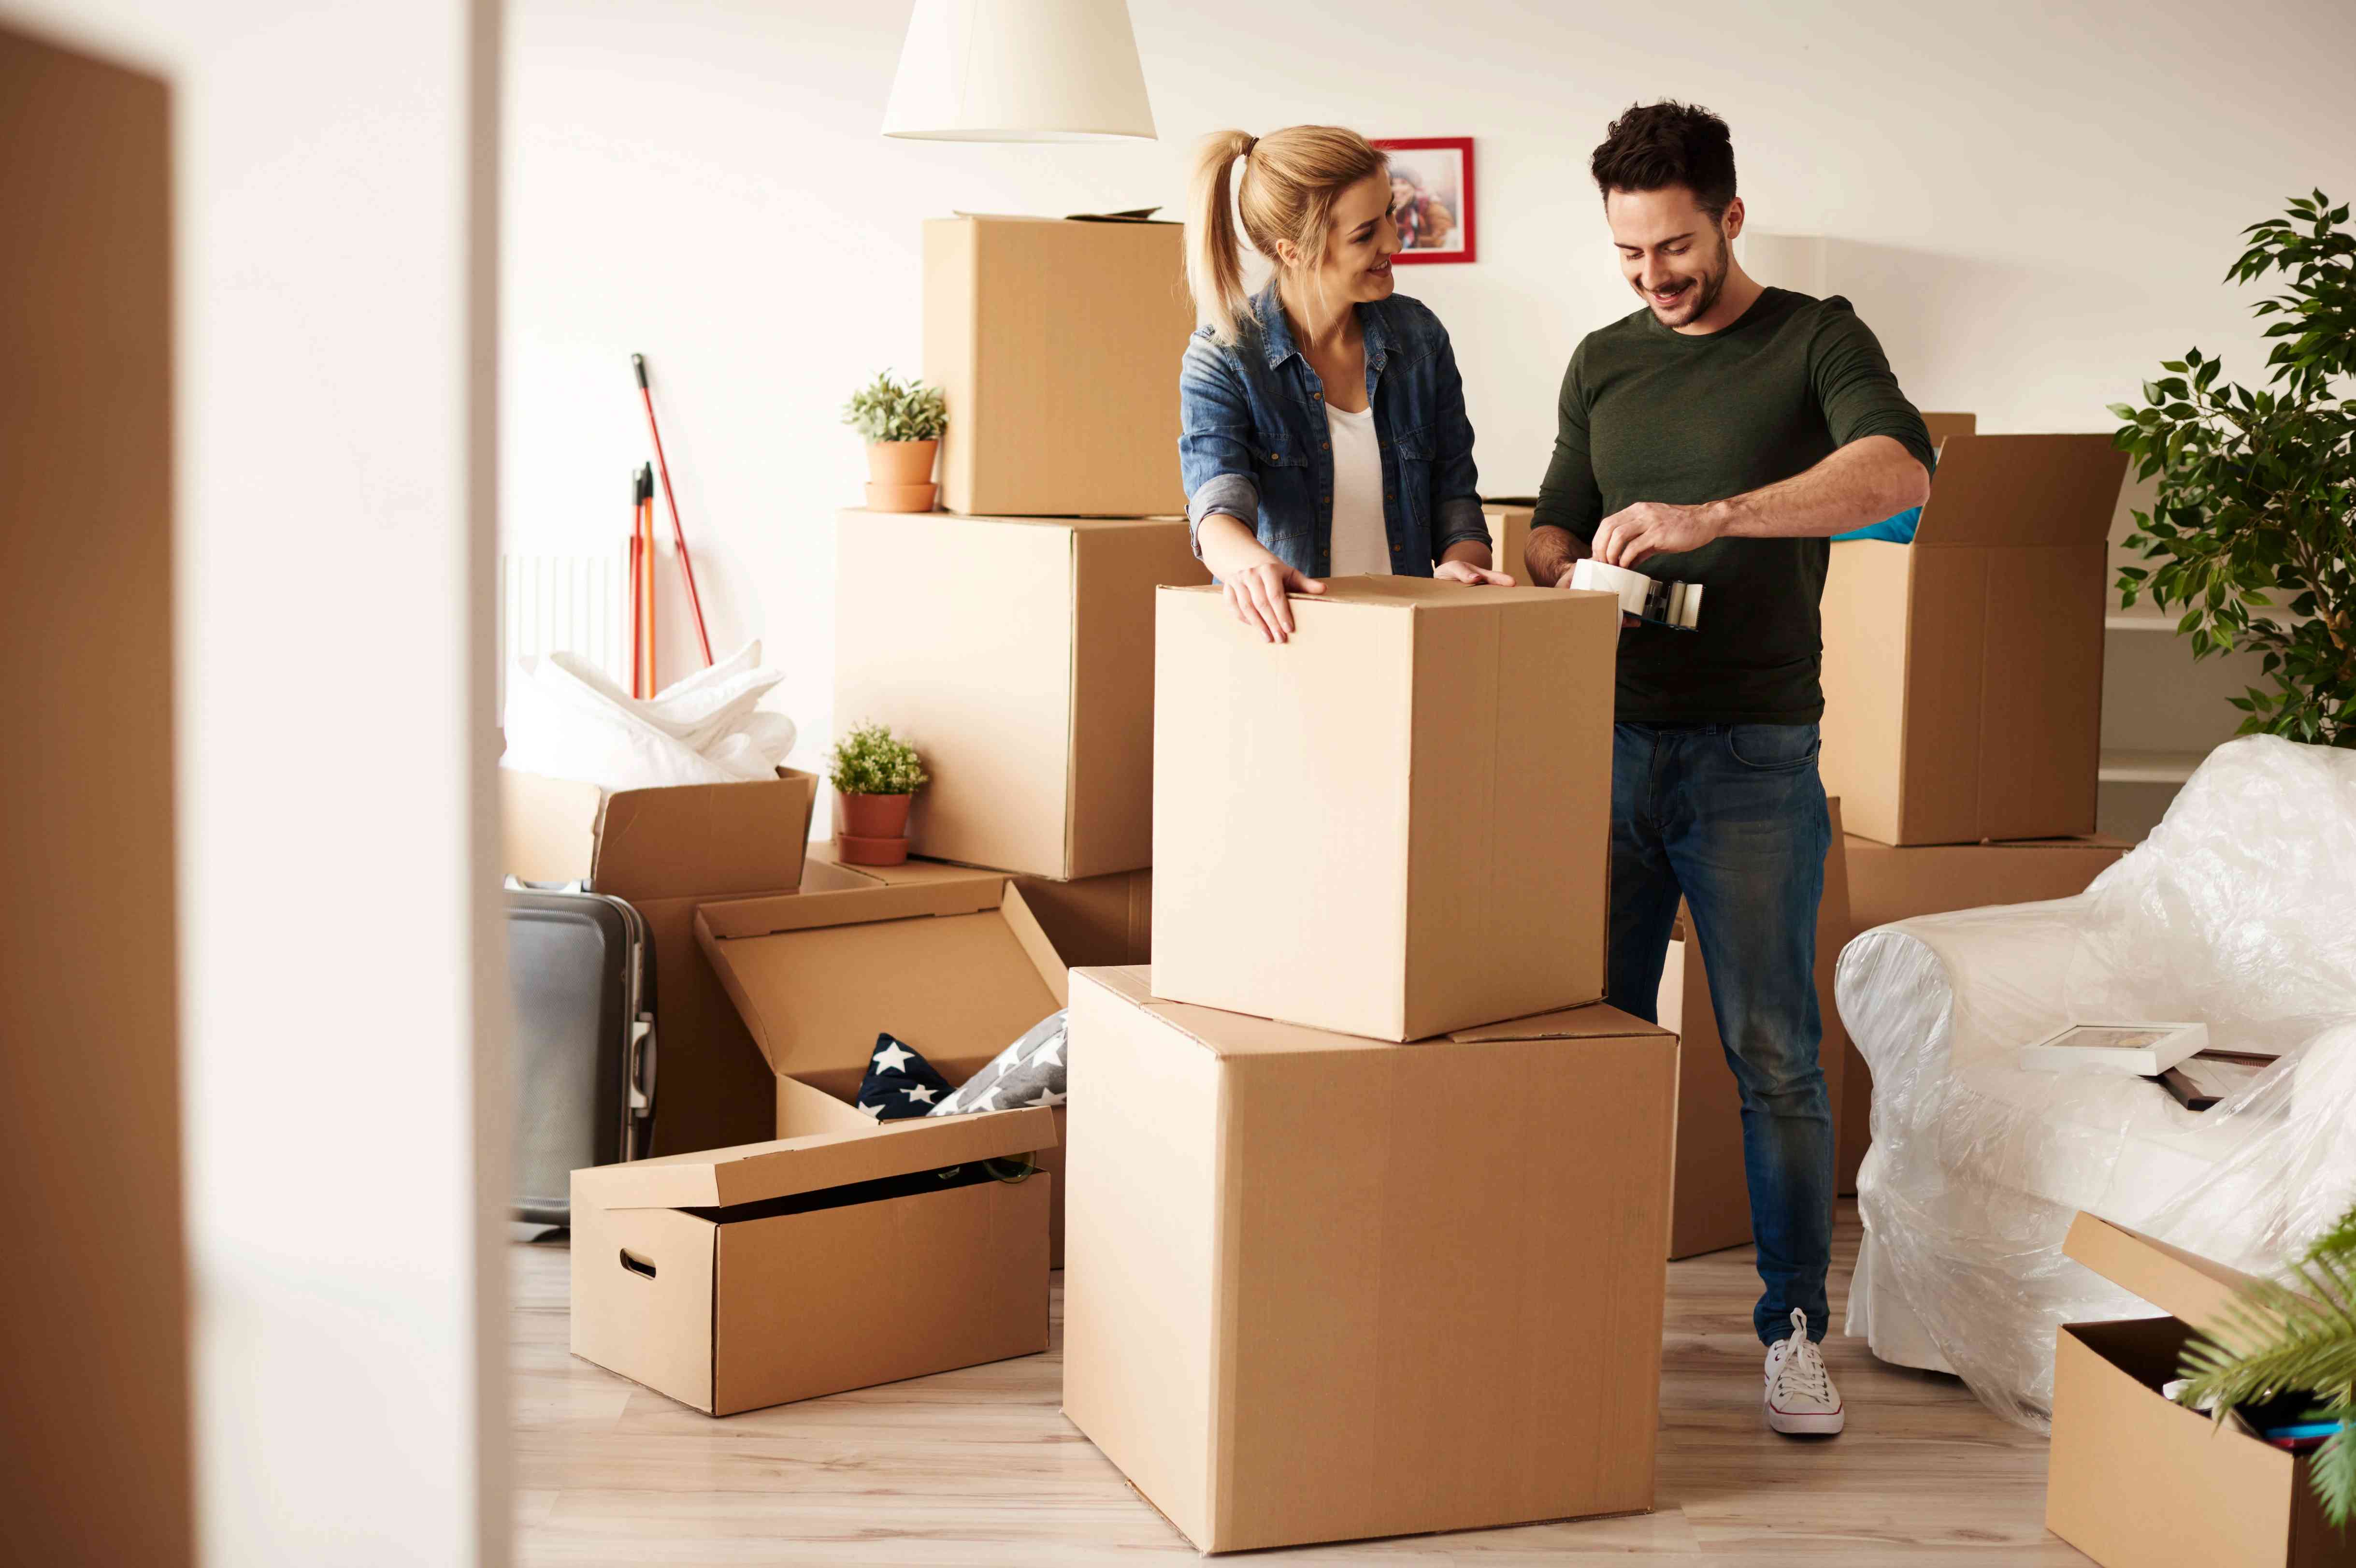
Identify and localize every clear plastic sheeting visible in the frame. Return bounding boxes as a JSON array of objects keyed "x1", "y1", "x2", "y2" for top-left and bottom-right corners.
[{"x1": 1837, "y1": 735, "x2": 2356, "y2": 1429}]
